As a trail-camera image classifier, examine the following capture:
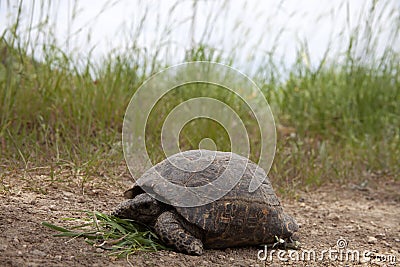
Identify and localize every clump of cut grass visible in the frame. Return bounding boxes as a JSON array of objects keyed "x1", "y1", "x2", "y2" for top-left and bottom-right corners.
[{"x1": 42, "y1": 211, "x2": 168, "y2": 258}]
